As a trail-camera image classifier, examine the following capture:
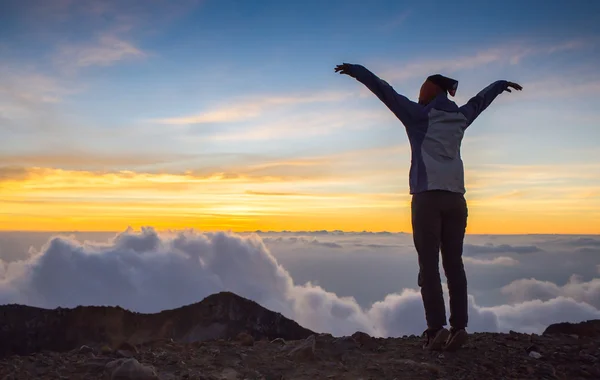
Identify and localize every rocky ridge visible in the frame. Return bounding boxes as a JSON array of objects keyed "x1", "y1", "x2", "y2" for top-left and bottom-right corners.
[
  {"x1": 0, "y1": 292, "x2": 314, "y2": 358},
  {"x1": 1, "y1": 292, "x2": 600, "y2": 379}
]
